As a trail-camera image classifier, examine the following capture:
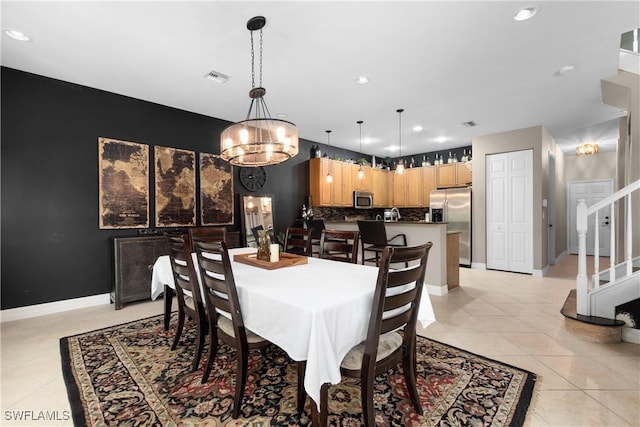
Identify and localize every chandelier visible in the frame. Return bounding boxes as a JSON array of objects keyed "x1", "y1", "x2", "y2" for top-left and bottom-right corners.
[
  {"x1": 575, "y1": 143, "x2": 599, "y2": 156},
  {"x1": 220, "y1": 16, "x2": 299, "y2": 167}
]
